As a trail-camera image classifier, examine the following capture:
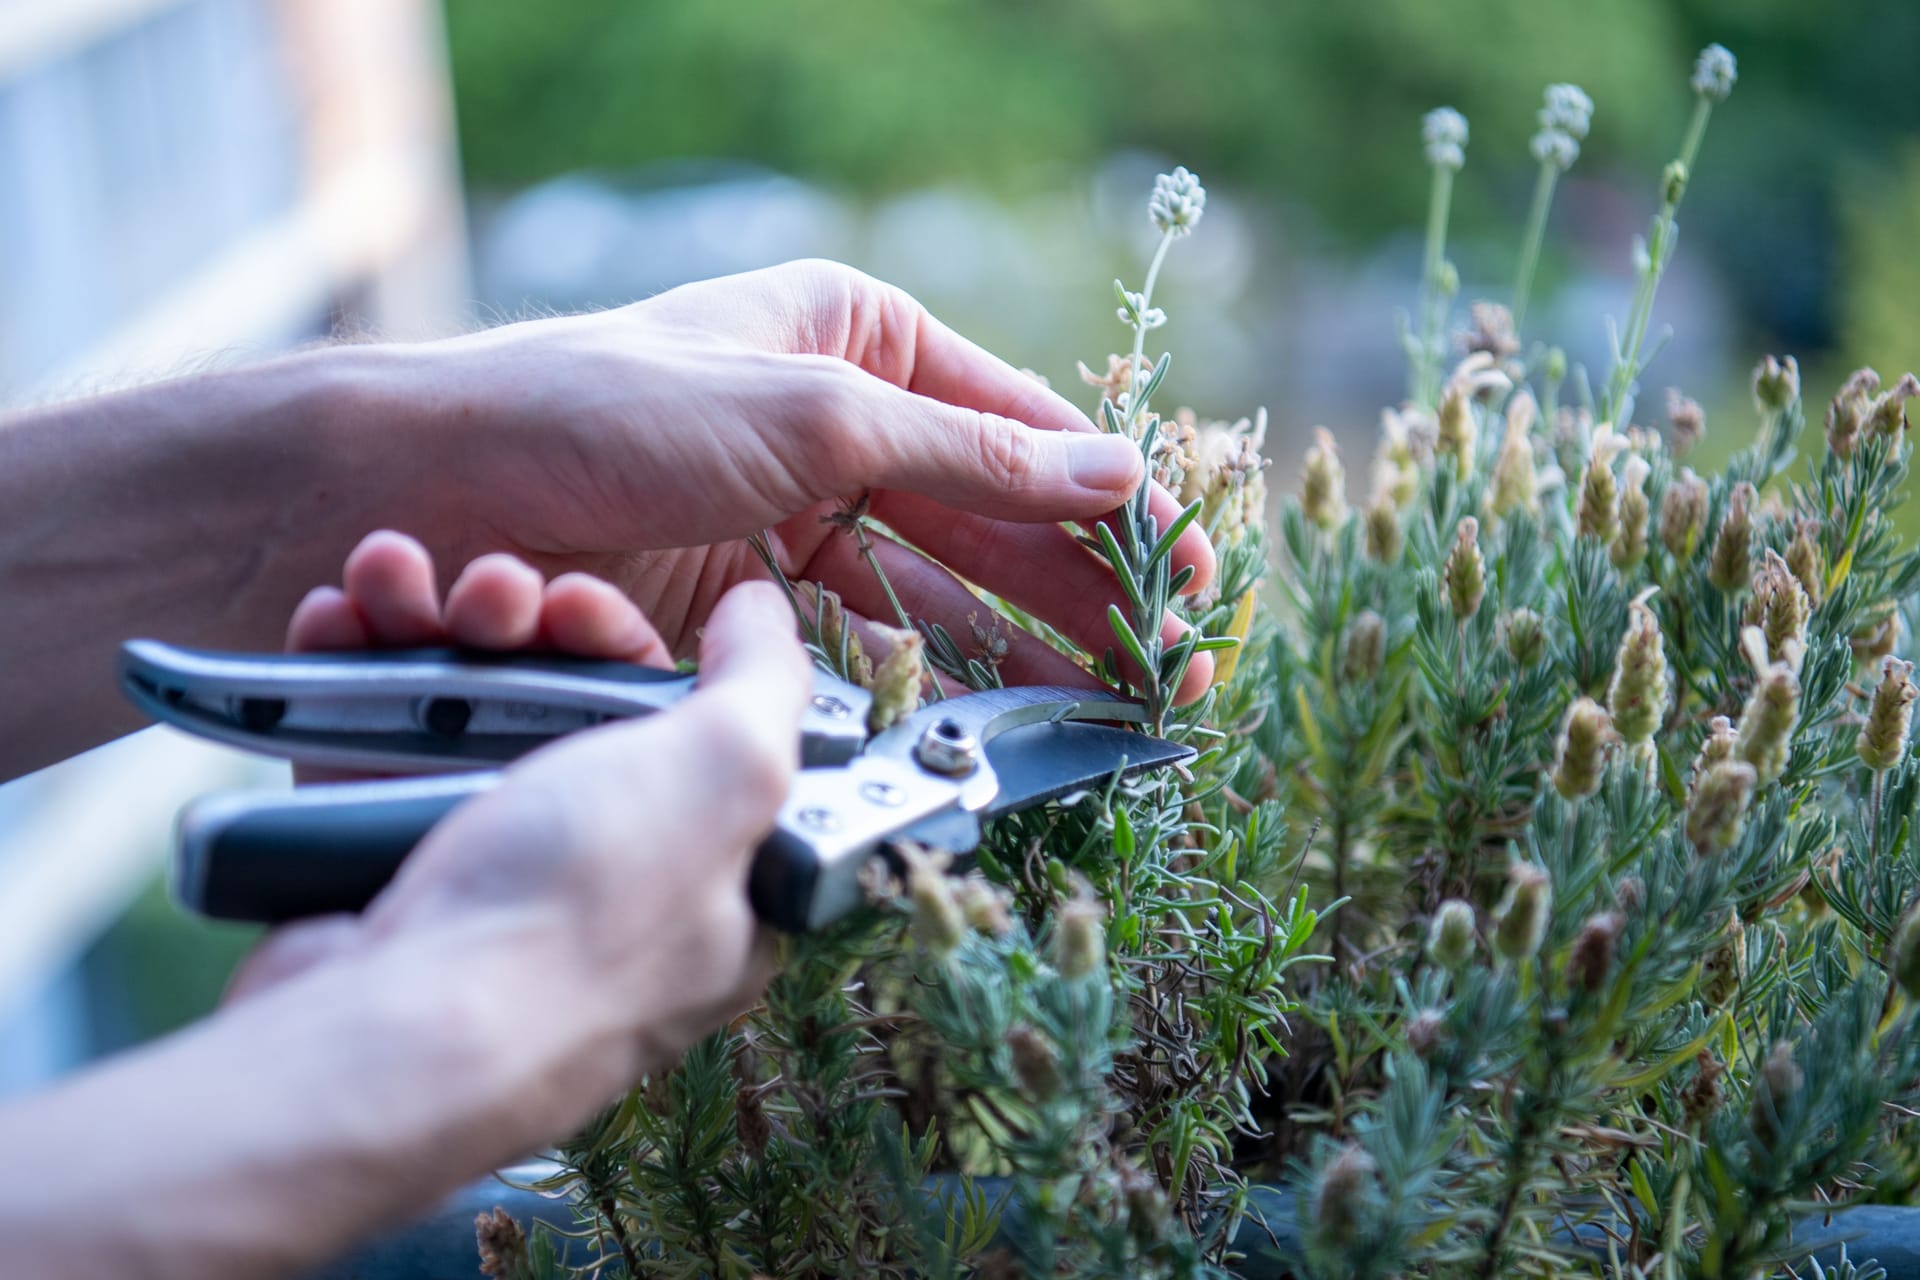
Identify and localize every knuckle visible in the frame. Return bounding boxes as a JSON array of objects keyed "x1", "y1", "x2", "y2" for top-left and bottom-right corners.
[
  {"x1": 688, "y1": 702, "x2": 793, "y2": 807},
  {"x1": 973, "y1": 415, "x2": 1043, "y2": 489}
]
